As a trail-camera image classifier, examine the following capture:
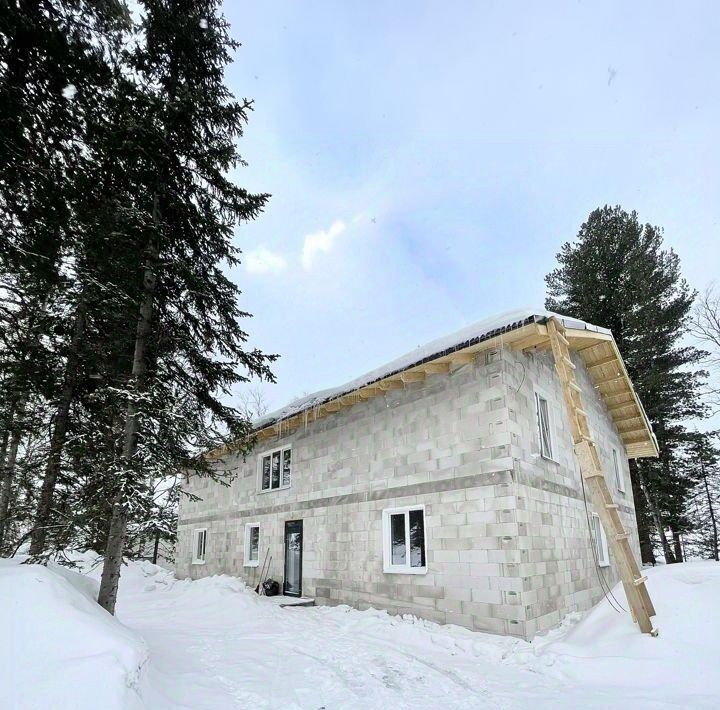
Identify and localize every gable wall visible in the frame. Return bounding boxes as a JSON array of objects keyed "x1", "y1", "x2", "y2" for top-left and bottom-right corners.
[{"x1": 504, "y1": 347, "x2": 640, "y2": 636}]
